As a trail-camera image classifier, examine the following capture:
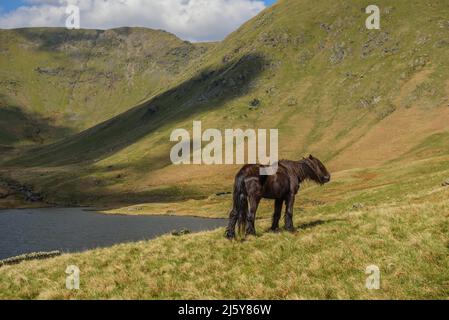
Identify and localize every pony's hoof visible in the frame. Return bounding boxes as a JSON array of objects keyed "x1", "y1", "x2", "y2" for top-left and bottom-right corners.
[
  {"x1": 269, "y1": 227, "x2": 280, "y2": 233},
  {"x1": 285, "y1": 227, "x2": 297, "y2": 233},
  {"x1": 245, "y1": 231, "x2": 257, "y2": 238},
  {"x1": 225, "y1": 231, "x2": 236, "y2": 240}
]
